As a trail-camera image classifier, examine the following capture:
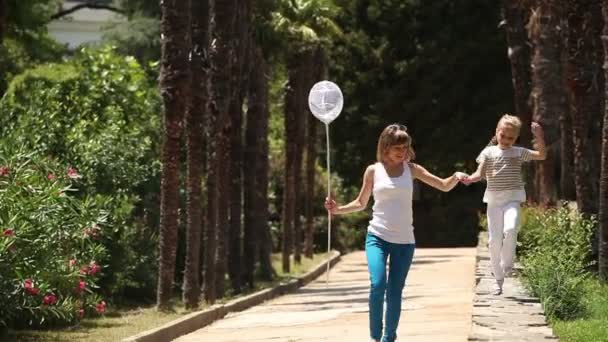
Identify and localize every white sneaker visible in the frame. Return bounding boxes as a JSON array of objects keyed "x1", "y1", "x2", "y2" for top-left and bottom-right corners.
[{"x1": 492, "y1": 279, "x2": 504, "y2": 295}]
